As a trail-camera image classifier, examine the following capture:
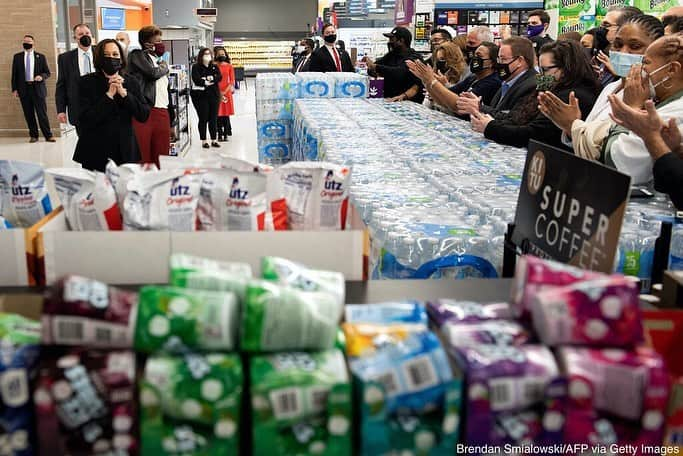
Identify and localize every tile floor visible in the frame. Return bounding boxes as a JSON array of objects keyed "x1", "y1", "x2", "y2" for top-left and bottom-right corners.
[{"x1": 0, "y1": 78, "x2": 258, "y2": 167}]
